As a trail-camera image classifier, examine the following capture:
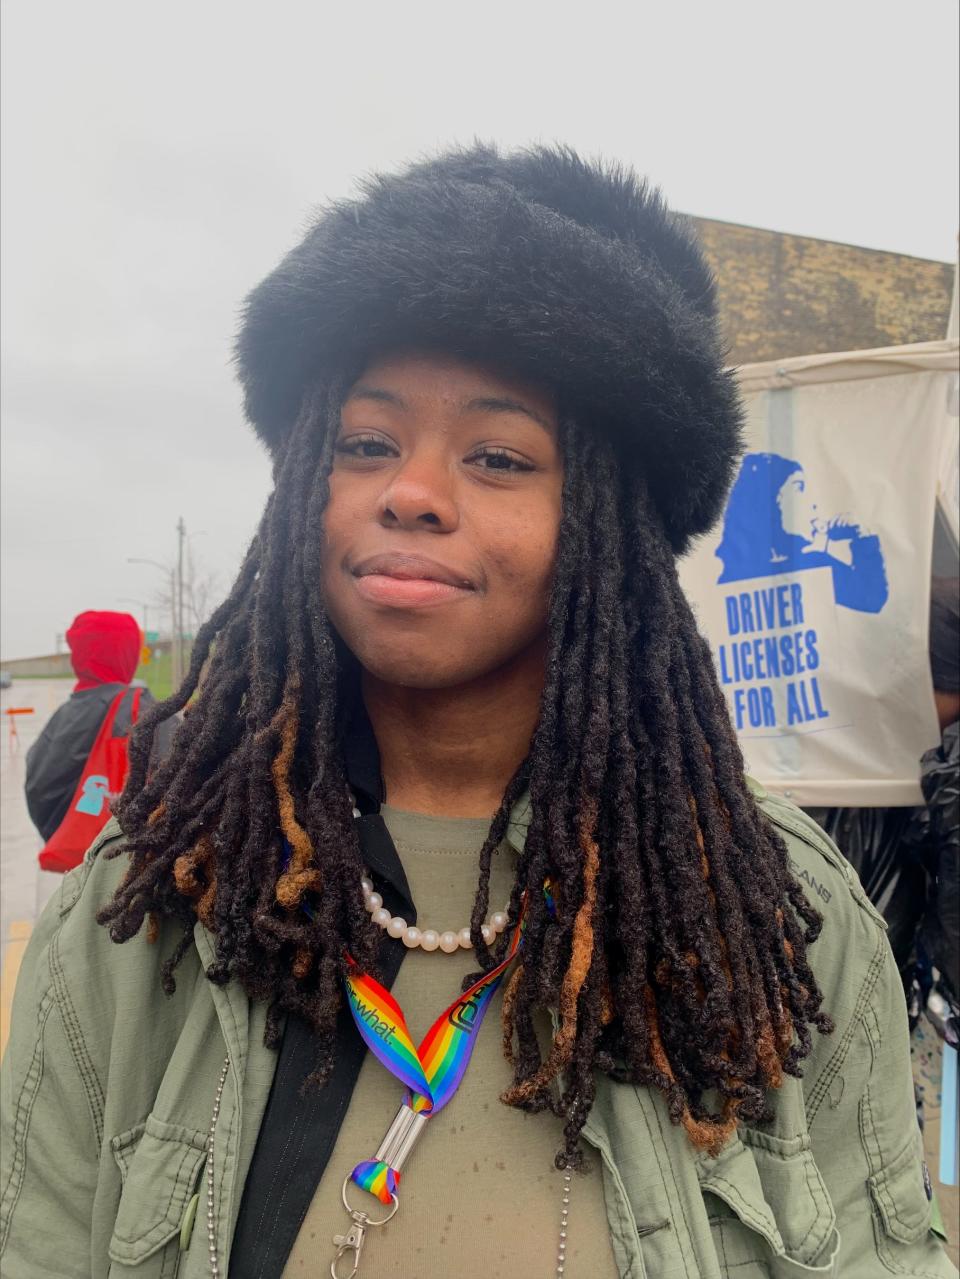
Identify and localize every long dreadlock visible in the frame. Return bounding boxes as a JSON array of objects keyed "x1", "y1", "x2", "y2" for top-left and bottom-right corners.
[{"x1": 101, "y1": 380, "x2": 832, "y2": 1165}]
